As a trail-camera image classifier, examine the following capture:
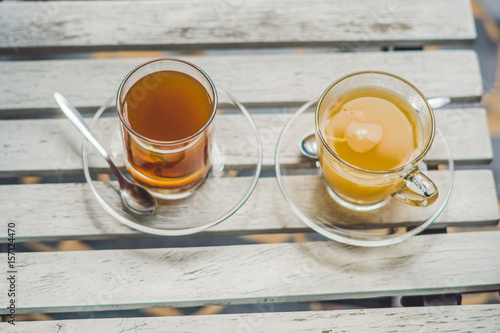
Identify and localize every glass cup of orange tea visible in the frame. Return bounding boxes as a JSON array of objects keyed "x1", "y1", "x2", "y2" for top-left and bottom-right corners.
[
  {"x1": 315, "y1": 71, "x2": 438, "y2": 211},
  {"x1": 117, "y1": 58, "x2": 217, "y2": 199}
]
